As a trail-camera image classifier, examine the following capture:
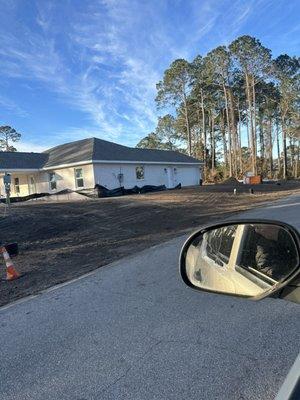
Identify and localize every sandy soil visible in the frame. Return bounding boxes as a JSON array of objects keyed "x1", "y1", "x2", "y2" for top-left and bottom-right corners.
[{"x1": 1, "y1": 182, "x2": 300, "y2": 306}]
